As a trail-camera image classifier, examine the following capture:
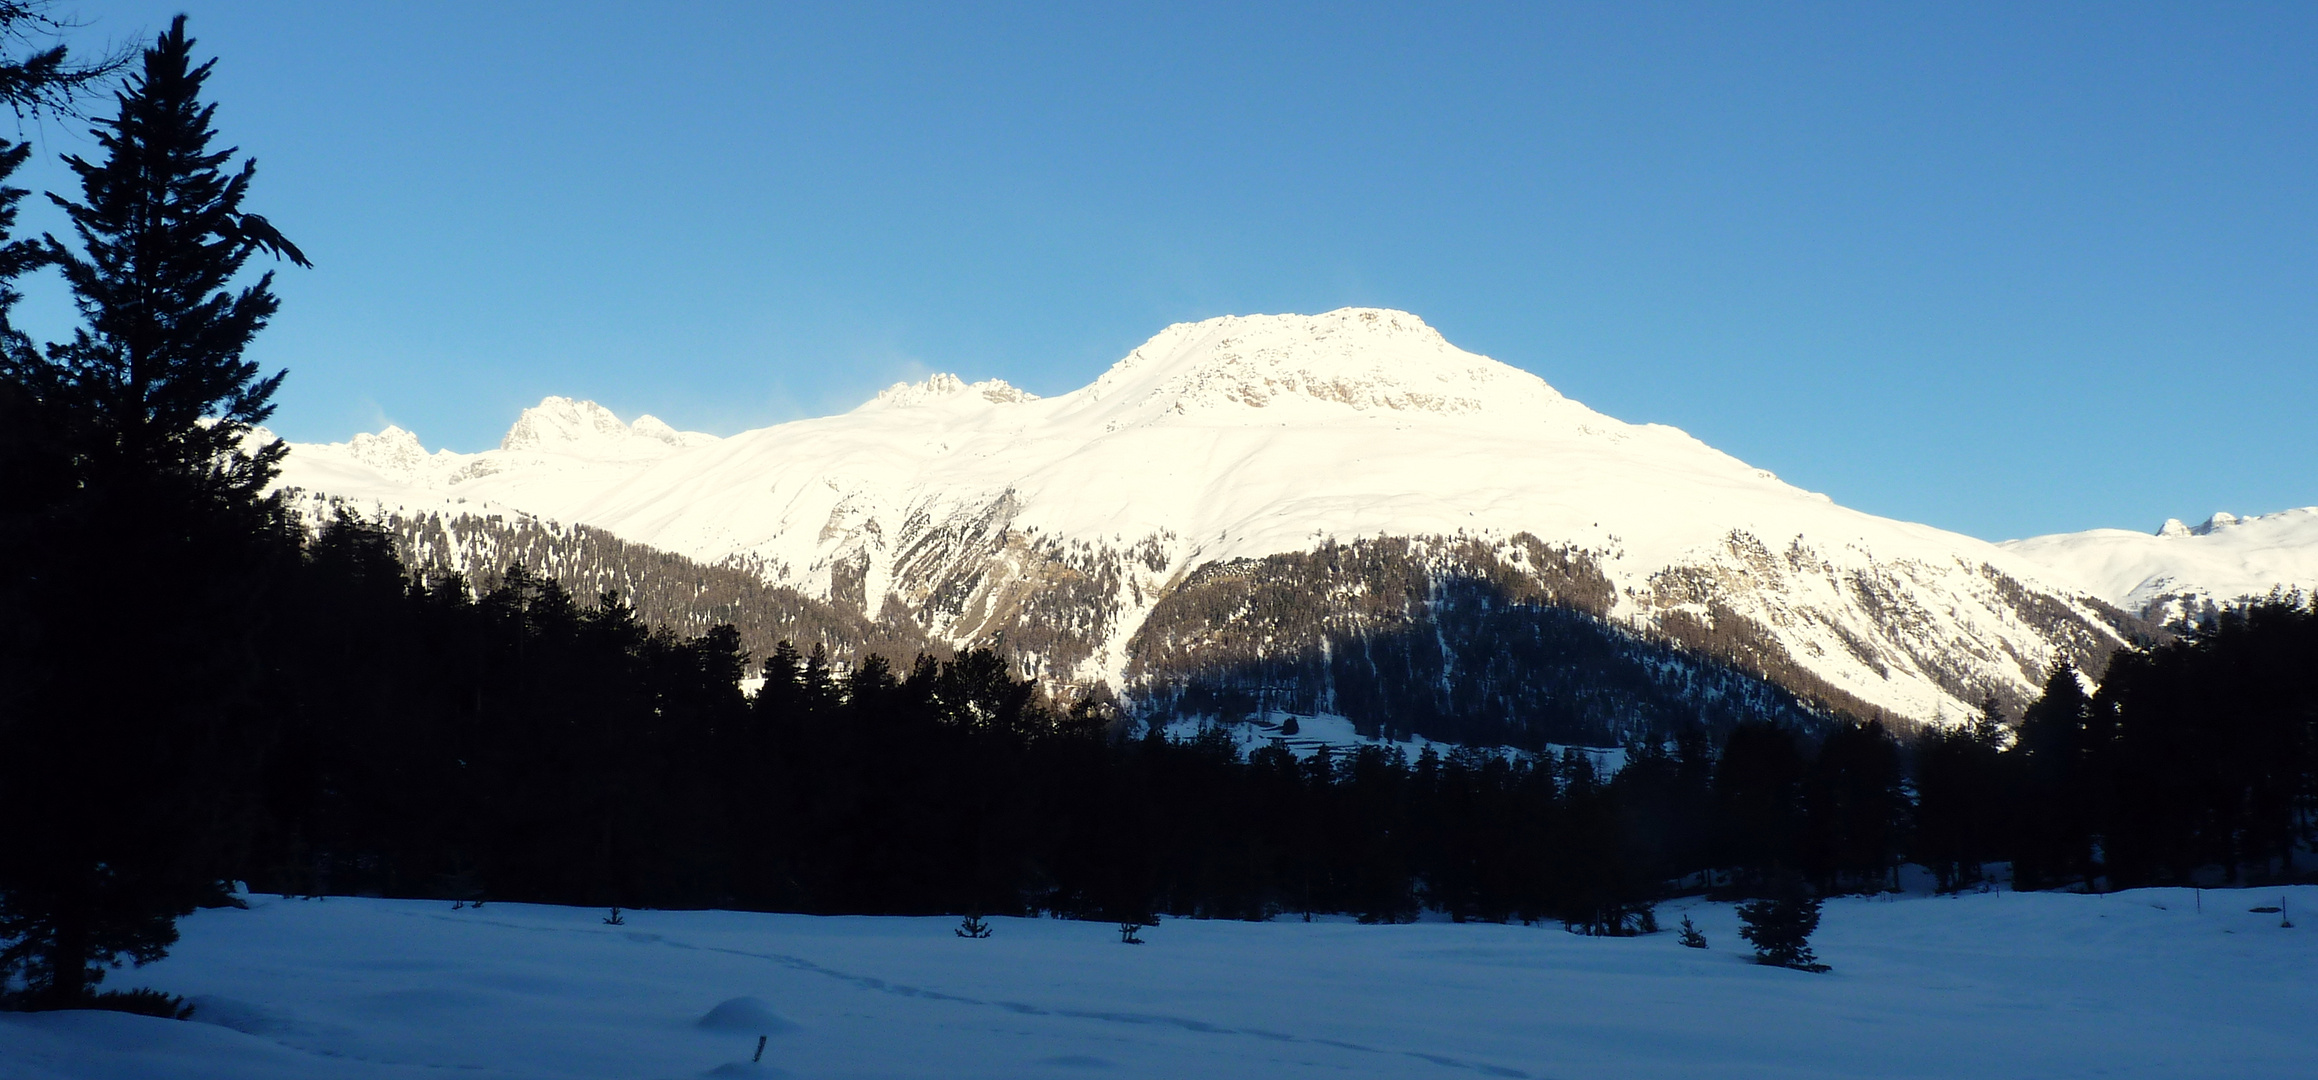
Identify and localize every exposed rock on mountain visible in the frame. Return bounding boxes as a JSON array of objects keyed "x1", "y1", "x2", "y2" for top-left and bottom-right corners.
[{"x1": 283, "y1": 492, "x2": 936, "y2": 670}]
